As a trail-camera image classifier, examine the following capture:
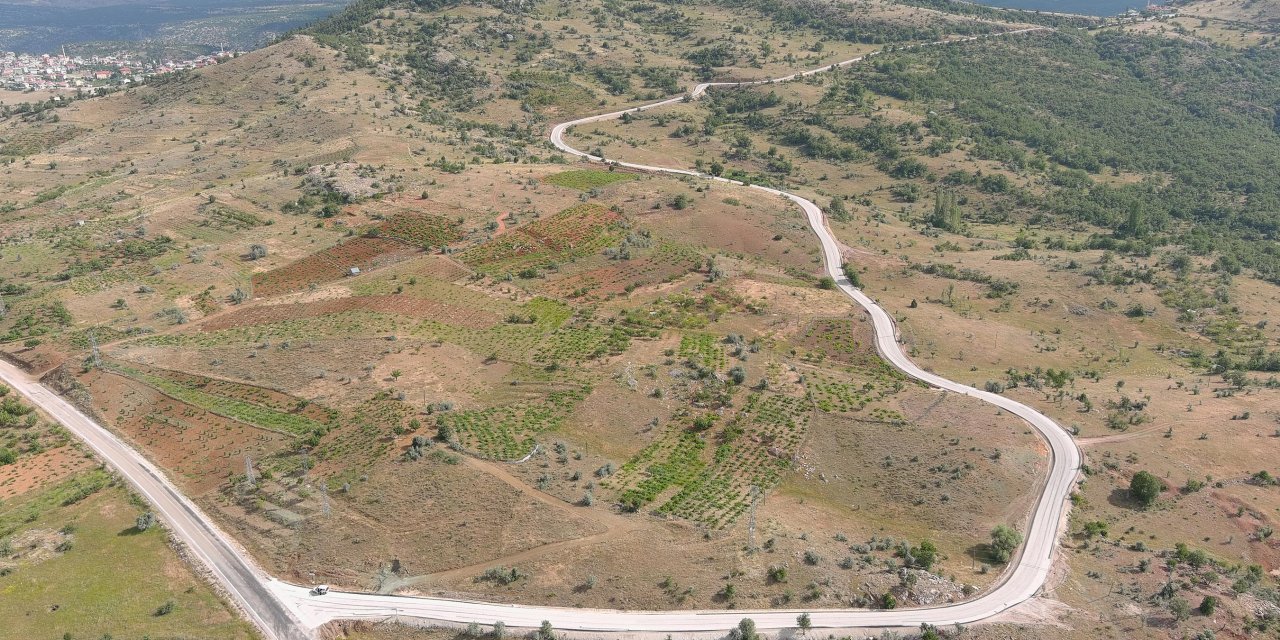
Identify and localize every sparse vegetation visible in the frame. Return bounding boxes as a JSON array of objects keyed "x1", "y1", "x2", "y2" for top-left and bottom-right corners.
[{"x1": 3, "y1": 0, "x2": 1278, "y2": 634}]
